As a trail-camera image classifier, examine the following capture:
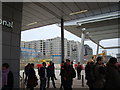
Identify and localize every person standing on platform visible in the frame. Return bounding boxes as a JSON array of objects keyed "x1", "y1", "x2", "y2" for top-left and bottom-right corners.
[
  {"x1": 93, "y1": 56, "x2": 106, "y2": 90},
  {"x1": 27, "y1": 64, "x2": 38, "y2": 90},
  {"x1": 24, "y1": 63, "x2": 30, "y2": 84},
  {"x1": 76, "y1": 62, "x2": 82, "y2": 80},
  {"x1": 63, "y1": 59, "x2": 76, "y2": 90},
  {"x1": 47, "y1": 61, "x2": 56, "y2": 88},
  {"x1": 105, "y1": 57, "x2": 120, "y2": 89},
  {"x1": 2, "y1": 63, "x2": 14, "y2": 90},
  {"x1": 60, "y1": 61, "x2": 65, "y2": 89},
  {"x1": 85, "y1": 61, "x2": 95, "y2": 90},
  {"x1": 38, "y1": 62, "x2": 47, "y2": 90},
  {"x1": 52, "y1": 63, "x2": 57, "y2": 80},
  {"x1": 71, "y1": 61, "x2": 73, "y2": 68}
]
